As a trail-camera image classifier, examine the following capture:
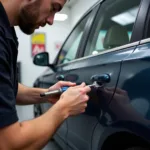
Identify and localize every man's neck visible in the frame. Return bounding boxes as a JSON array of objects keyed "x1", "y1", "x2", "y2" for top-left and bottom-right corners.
[{"x1": 0, "y1": 0, "x2": 19, "y2": 26}]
